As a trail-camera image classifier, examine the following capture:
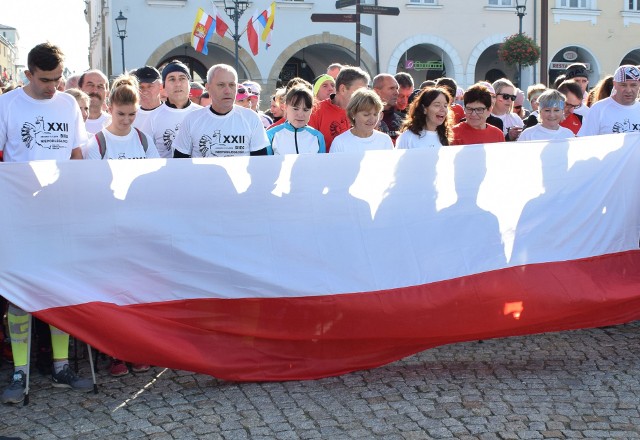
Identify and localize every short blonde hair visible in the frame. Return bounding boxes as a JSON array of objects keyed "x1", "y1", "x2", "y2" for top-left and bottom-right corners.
[{"x1": 346, "y1": 88, "x2": 383, "y2": 126}]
